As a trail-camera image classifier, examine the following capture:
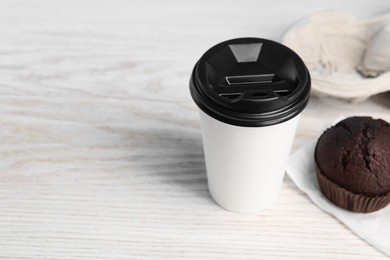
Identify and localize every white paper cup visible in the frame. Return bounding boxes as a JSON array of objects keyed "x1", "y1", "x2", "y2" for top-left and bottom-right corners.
[{"x1": 190, "y1": 38, "x2": 310, "y2": 213}]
